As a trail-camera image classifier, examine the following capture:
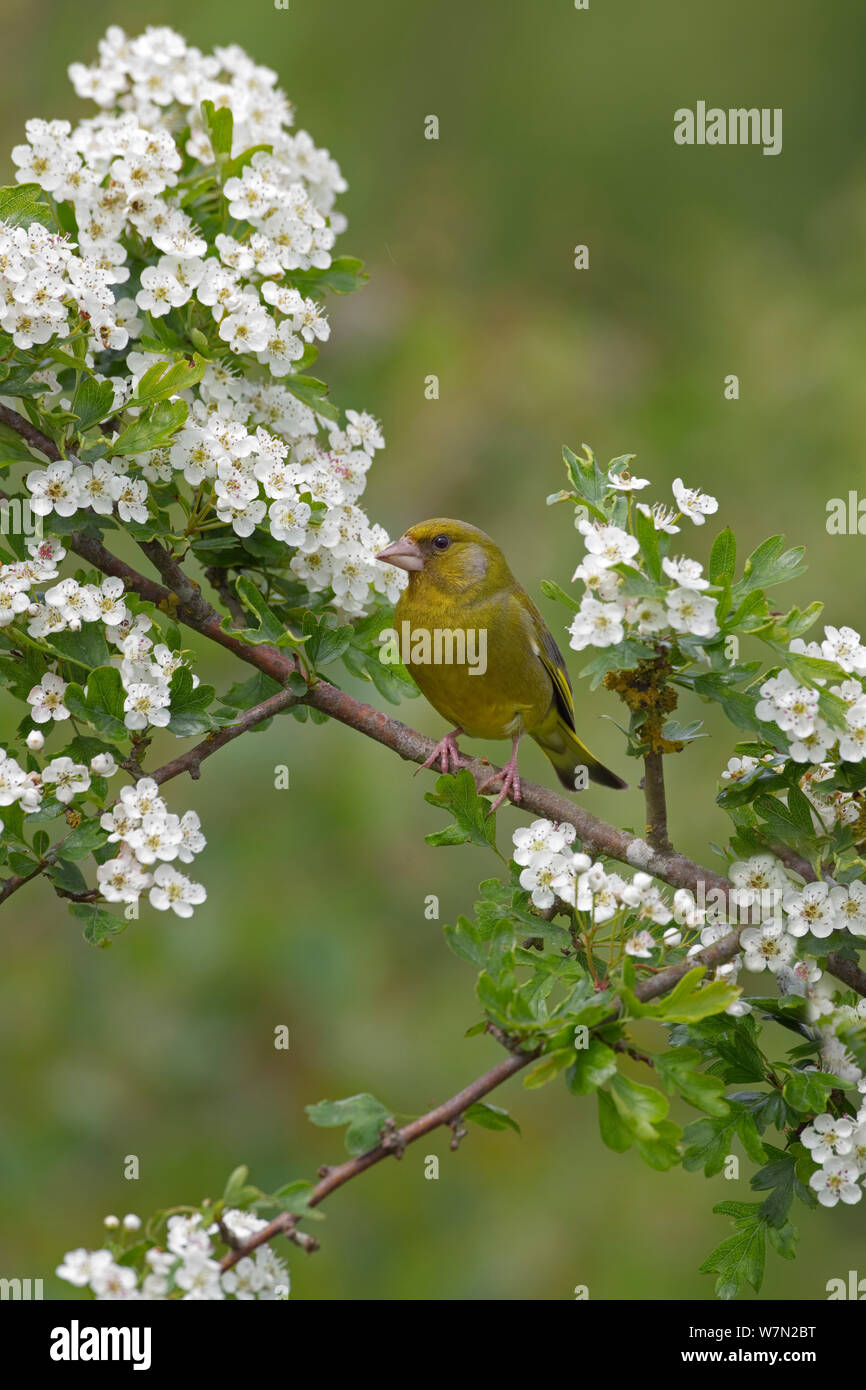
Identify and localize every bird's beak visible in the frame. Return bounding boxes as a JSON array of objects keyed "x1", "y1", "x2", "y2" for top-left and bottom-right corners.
[{"x1": 376, "y1": 536, "x2": 425, "y2": 572}]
